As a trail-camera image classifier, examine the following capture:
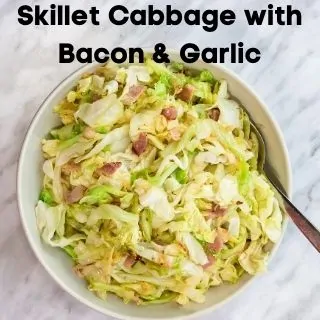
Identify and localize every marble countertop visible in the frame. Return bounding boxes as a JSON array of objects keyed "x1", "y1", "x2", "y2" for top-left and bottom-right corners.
[{"x1": 1, "y1": 0, "x2": 320, "y2": 319}]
